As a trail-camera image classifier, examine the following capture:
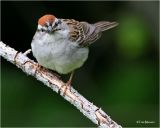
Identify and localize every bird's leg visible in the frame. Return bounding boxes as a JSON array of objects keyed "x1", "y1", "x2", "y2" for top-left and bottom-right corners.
[
  {"x1": 67, "y1": 71, "x2": 74, "y2": 88},
  {"x1": 63, "y1": 71, "x2": 75, "y2": 95},
  {"x1": 23, "y1": 49, "x2": 32, "y2": 56}
]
